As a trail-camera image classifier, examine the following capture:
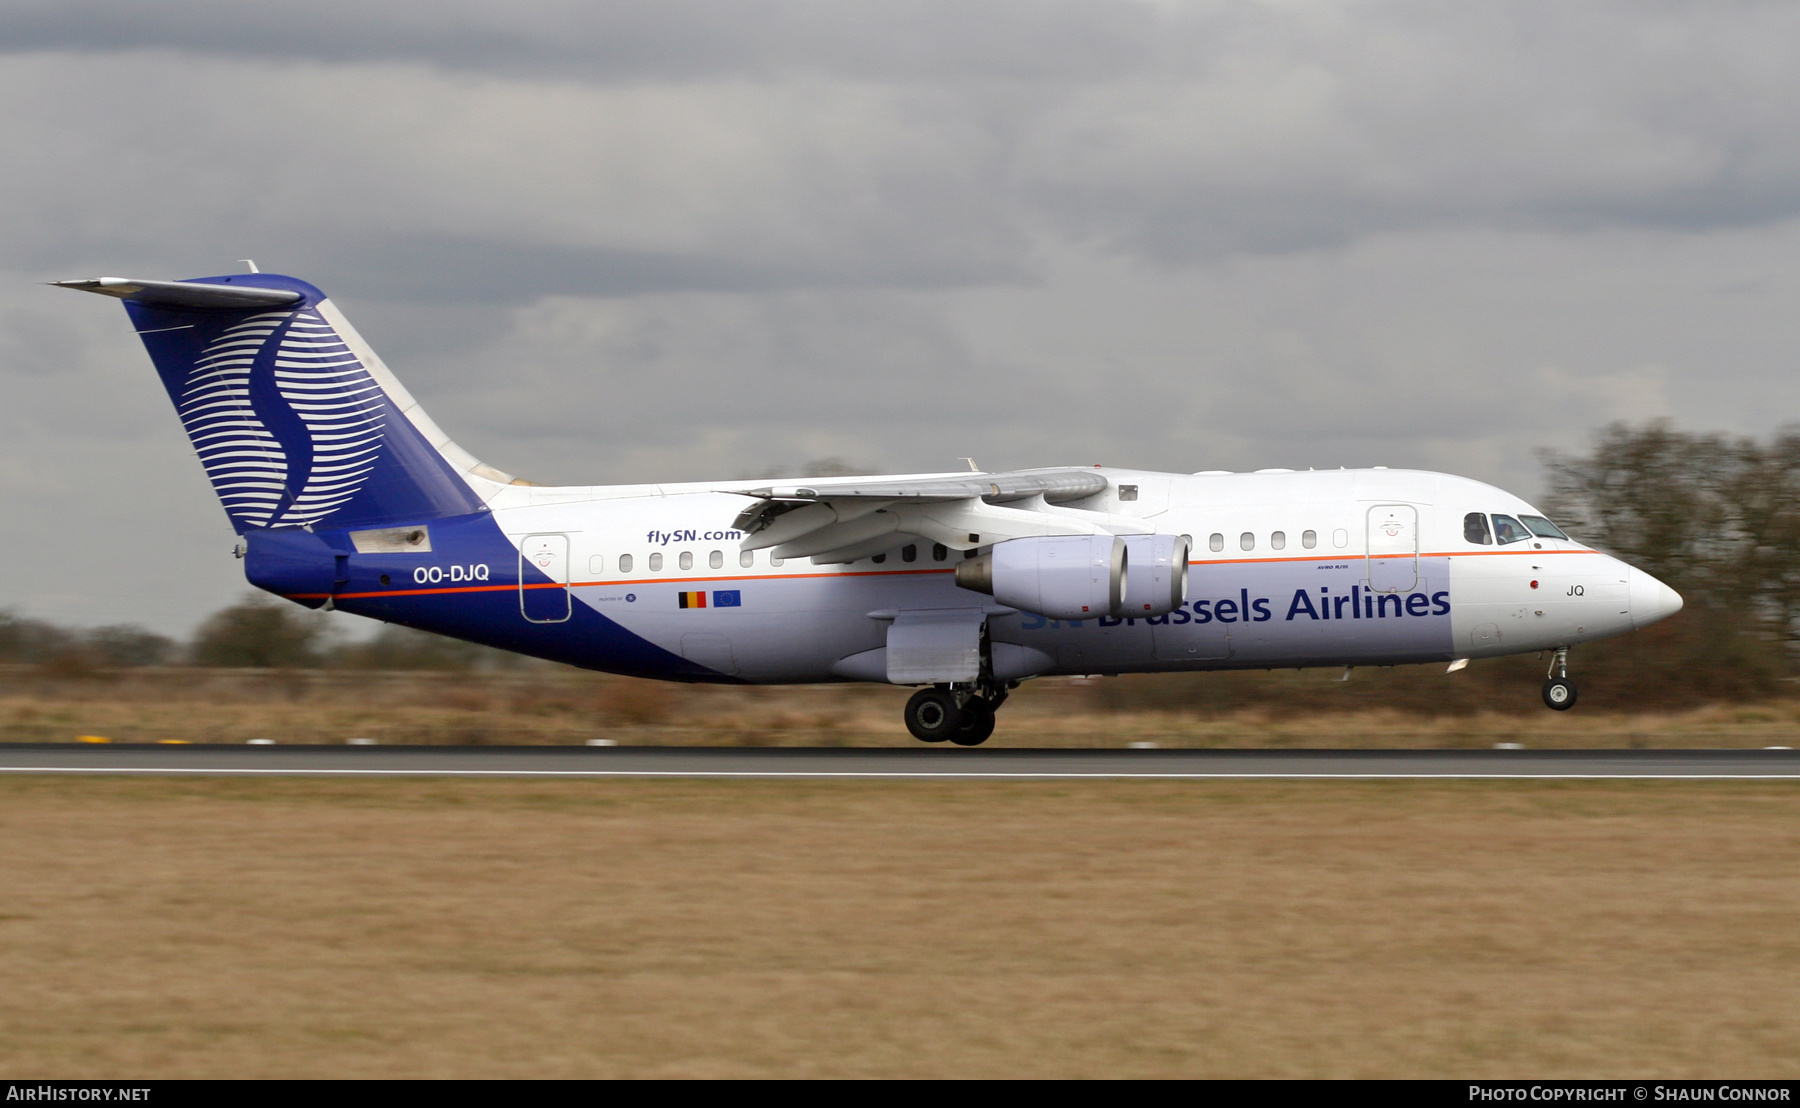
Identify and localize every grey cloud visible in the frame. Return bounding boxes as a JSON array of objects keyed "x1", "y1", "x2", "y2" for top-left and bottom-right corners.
[
  {"x1": 3, "y1": 53, "x2": 1031, "y2": 301},
  {"x1": 281, "y1": 234, "x2": 1029, "y2": 306},
  {"x1": 418, "y1": 290, "x2": 1001, "y2": 483},
  {"x1": 387, "y1": 222, "x2": 1749, "y2": 494},
  {"x1": 0, "y1": 0, "x2": 1153, "y2": 82},
  {"x1": 12, "y1": 2, "x2": 1800, "y2": 295},
  {"x1": 12, "y1": 2, "x2": 1800, "y2": 262},
  {"x1": 1018, "y1": 3, "x2": 1800, "y2": 255}
]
